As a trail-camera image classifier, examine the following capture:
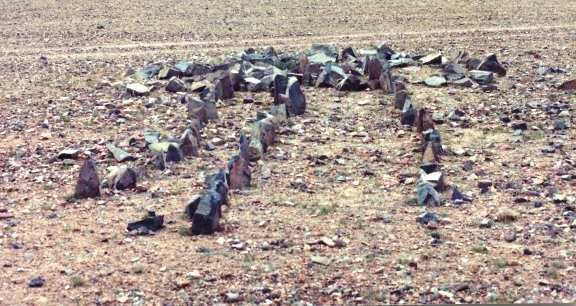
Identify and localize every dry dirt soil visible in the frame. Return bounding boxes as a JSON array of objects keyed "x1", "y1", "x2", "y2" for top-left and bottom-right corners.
[{"x1": 1, "y1": 0, "x2": 576, "y2": 305}]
